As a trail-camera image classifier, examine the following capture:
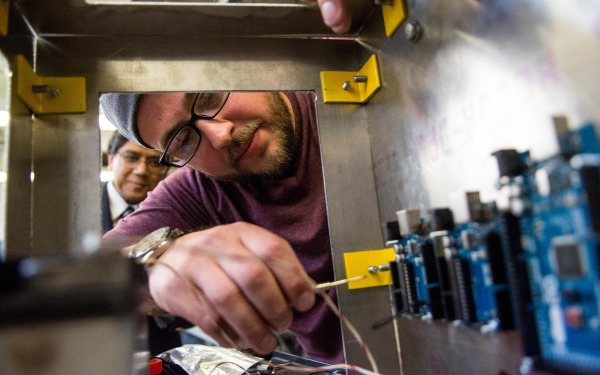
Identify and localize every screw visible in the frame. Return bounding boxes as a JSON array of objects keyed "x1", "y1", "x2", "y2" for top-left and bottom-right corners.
[
  {"x1": 404, "y1": 21, "x2": 423, "y2": 43},
  {"x1": 368, "y1": 264, "x2": 391, "y2": 274},
  {"x1": 378, "y1": 263, "x2": 391, "y2": 272},
  {"x1": 32, "y1": 85, "x2": 61, "y2": 97}
]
